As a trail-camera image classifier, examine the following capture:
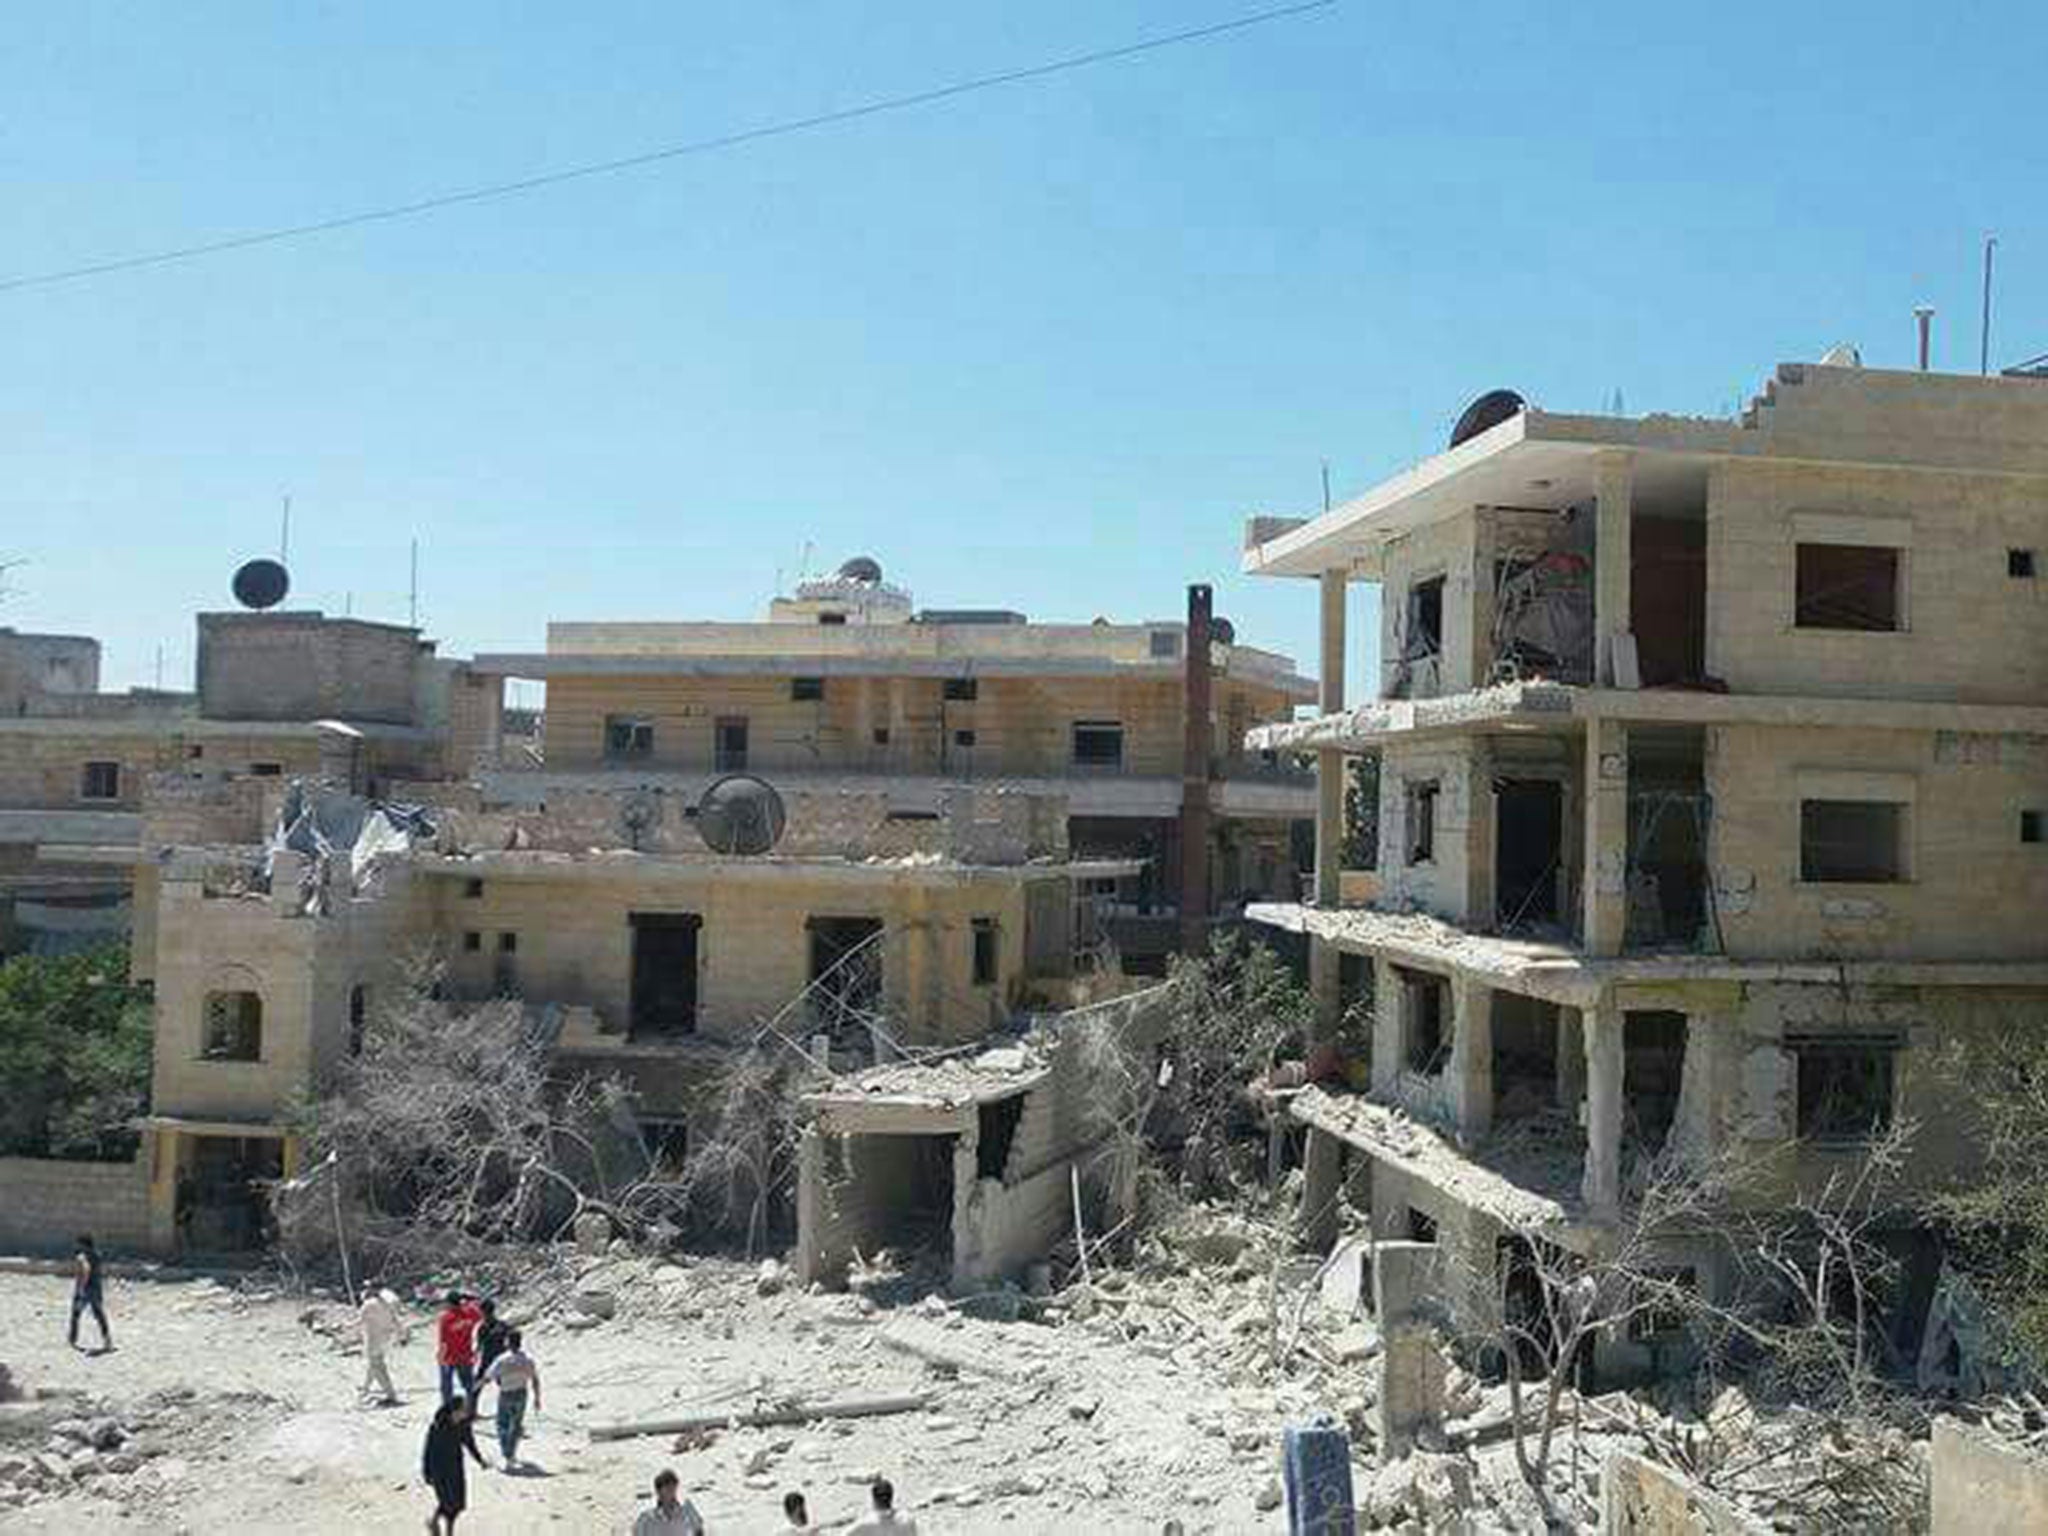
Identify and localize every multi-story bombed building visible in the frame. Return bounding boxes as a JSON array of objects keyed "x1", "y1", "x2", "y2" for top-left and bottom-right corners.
[
  {"x1": 1240, "y1": 360, "x2": 2048, "y2": 1376},
  {"x1": 472, "y1": 558, "x2": 1317, "y2": 967},
  {"x1": 0, "y1": 609, "x2": 499, "y2": 957}
]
